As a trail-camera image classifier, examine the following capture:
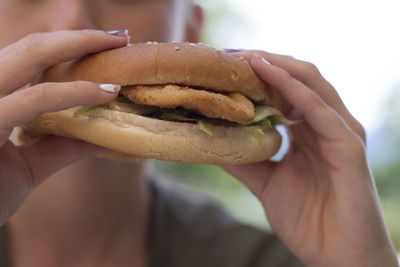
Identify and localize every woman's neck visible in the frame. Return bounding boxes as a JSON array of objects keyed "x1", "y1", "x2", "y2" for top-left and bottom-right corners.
[{"x1": 7, "y1": 157, "x2": 150, "y2": 267}]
